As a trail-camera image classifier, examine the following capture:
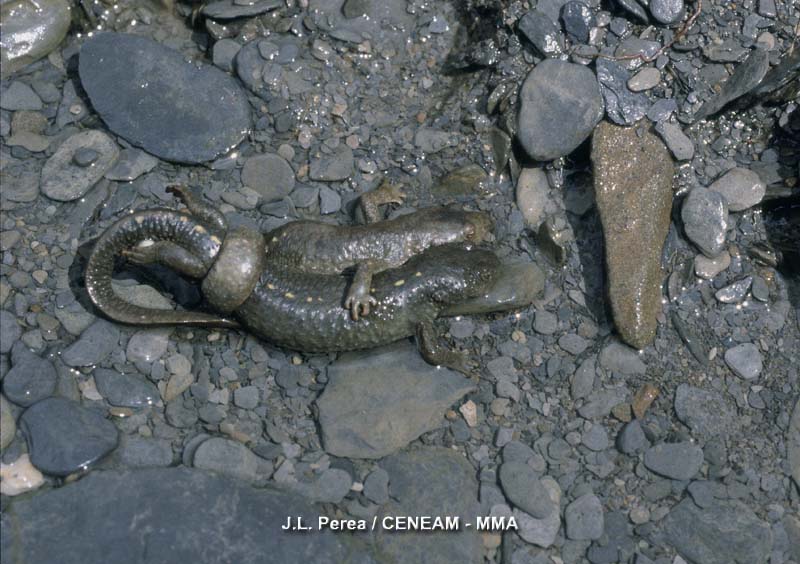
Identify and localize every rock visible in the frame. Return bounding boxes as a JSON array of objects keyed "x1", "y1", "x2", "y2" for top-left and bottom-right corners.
[
  {"x1": 0, "y1": 0, "x2": 71, "y2": 77},
  {"x1": 592, "y1": 122, "x2": 673, "y2": 349},
  {"x1": 561, "y1": 2, "x2": 595, "y2": 43},
  {"x1": 596, "y1": 59, "x2": 649, "y2": 125},
  {"x1": 517, "y1": 59, "x2": 603, "y2": 161},
  {"x1": 655, "y1": 121, "x2": 695, "y2": 160},
  {"x1": 79, "y1": 33, "x2": 251, "y2": 164},
  {"x1": 724, "y1": 343, "x2": 763, "y2": 380},
  {"x1": 309, "y1": 145, "x2": 354, "y2": 181},
  {"x1": 663, "y1": 499, "x2": 772, "y2": 564},
  {"x1": 681, "y1": 187, "x2": 729, "y2": 258},
  {"x1": 1, "y1": 395, "x2": 16, "y2": 449},
  {"x1": 303, "y1": 468, "x2": 352, "y2": 503},
  {"x1": 6, "y1": 132, "x2": 50, "y2": 152},
  {"x1": 643, "y1": 442, "x2": 703, "y2": 480},
  {"x1": 1, "y1": 311, "x2": 21, "y2": 354},
  {"x1": 363, "y1": 467, "x2": 389, "y2": 504},
  {"x1": 414, "y1": 127, "x2": 456, "y2": 153},
  {"x1": 379, "y1": 448, "x2": 481, "y2": 563},
  {"x1": 499, "y1": 462, "x2": 555, "y2": 519},
  {"x1": 578, "y1": 387, "x2": 628, "y2": 419},
  {"x1": 649, "y1": 0, "x2": 683, "y2": 24},
  {"x1": 233, "y1": 386, "x2": 260, "y2": 409},
  {"x1": 104, "y1": 148, "x2": 159, "y2": 182},
  {"x1": 211, "y1": 38, "x2": 241, "y2": 72},
  {"x1": 582, "y1": 424, "x2": 609, "y2": 451},
  {"x1": 565, "y1": 493, "x2": 604, "y2": 540},
  {"x1": 20, "y1": 397, "x2": 119, "y2": 476},
  {"x1": 93, "y1": 369, "x2": 159, "y2": 408},
  {"x1": 0, "y1": 454, "x2": 45, "y2": 496},
  {"x1": 516, "y1": 168, "x2": 550, "y2": 229},
  {"x1": 674, "y1": 384, "x2": 735, "y2": 437},
  {"x1": 202, "y1": 0, "x2": 281, "y2": 19},
  {"x1": 789, "y1": 398, "x2": 800, "y2": 488},
  {"x1": 599, "y1": 341, "x2": 646, "y2": 375},
  {"x1": 617, "y1": 0, "x2": 649, "y2": 21},
  {"x1": 708, "y1": 168, "x2": 765, "y2": 212},
  {"x1": 117, "y1": 437, "x2": 174, "y2": 467},
  {"x1": 0, "y1": 82, "x2": 42, "y2": 111},
  {"x1": 0, "y1": 467, "x2": 355, "y2": 563},
  {"x1": 126, "y1": 329, "x2": 171, "y2": 364},
  {"x1": 715, "y1": 276, "x2": 753, "y2": 303},
  {"x1": 616, "y1": 420, "x2": 649, "y2": 453},
  {"x1": 570, "y1": 356, "x2": 595, "y2": 399},
  {"x1": 517, "y1": 10, "x2": 564, "y2": 57},
  {"x1": 534, "y1": 310, "x2": 558, "y2": 335},
  {"x1": 41, "y1": 131, "x2": 119, "y2": 202},
  {"x1": 442, "y1": 261, "x2": 544, "y2": 316},
  {"x1": 433, "y1": 164, "x2": 489, "y2": 196},
  {"x1": 241, "y1": 153, "x2": 295, "y2": 201},
  {"x1": 3, "y1": 351, "x2": 57, "y2": 407},
  {"x1": 693, "y1": 46, "x2": 771, "y2": 122},
  {"x1": 193, "y1": 437, "x2": 263, "y2": 482},
  {"x1": 627, "y1": 68, "x2": 661, "y2": 91},
  {"x1": 61, "y1": 320, "x2": 120, "y2": 367},
  {"x1": 319, "y1": 185, "x2": 341, "y2": 214},
  {"x1": 317, "y1": 343, "x2": 474, "y2": 458},
  {"x1": 694, "y1": 251, "x2": 730, "y2": 279},
  {"x1": 514, "y1": 477, "x2": 562, "y2": 547}
]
